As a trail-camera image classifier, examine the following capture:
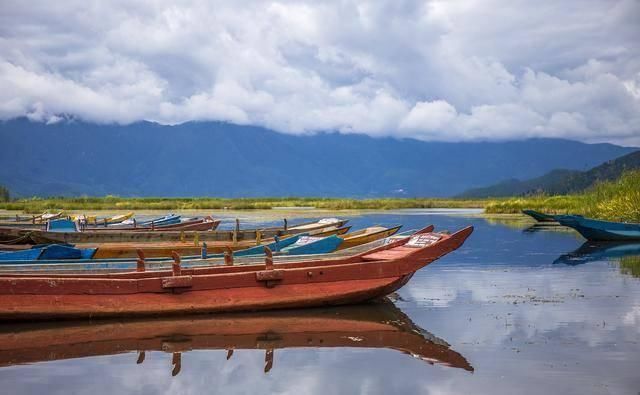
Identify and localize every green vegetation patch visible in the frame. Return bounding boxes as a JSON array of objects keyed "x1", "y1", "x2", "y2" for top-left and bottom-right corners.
[{"x1": 485, "y1": 170, "x2": 640, "y2": 222}]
